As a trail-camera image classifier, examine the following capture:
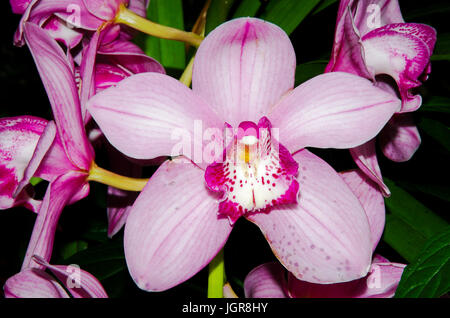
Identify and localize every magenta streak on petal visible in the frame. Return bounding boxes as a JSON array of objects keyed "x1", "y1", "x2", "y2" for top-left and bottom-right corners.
[{"x1": 205, "y1": 117, "x2": 299, "y2": 224}]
